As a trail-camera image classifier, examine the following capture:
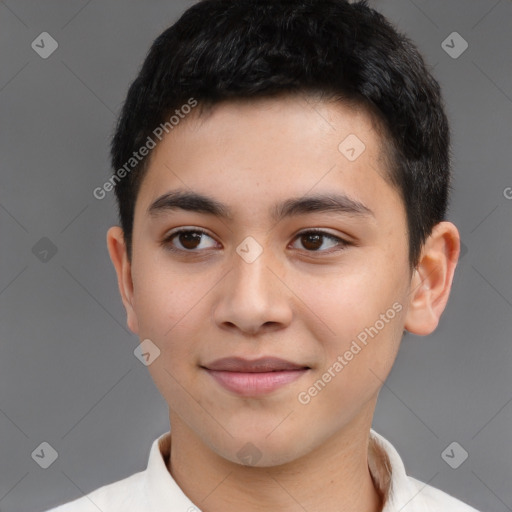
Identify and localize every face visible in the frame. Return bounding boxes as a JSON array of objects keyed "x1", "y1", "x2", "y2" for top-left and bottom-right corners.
[{"x1": 109, "y1": 95, "x2": 423, "y2": 466}]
